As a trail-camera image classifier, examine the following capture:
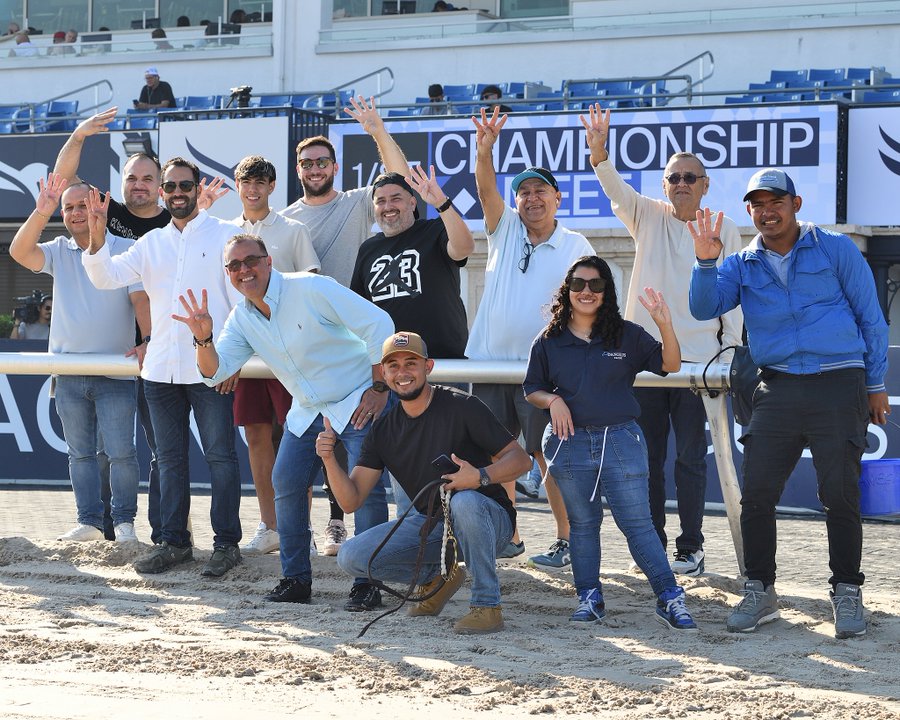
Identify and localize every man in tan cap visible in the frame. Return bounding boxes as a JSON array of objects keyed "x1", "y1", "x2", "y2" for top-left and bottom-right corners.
[{"x1": 315, "y1": 331, "x2": 531, "y2": 634}]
